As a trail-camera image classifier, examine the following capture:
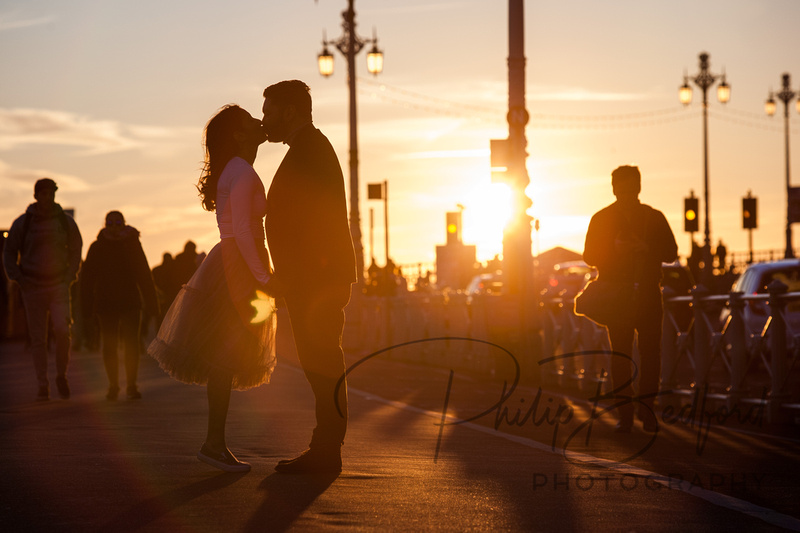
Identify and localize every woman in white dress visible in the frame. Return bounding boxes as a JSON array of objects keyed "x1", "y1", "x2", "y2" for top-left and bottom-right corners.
[{"x1": 149, "y1": 105, "x2": 277, "y2": 473}]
